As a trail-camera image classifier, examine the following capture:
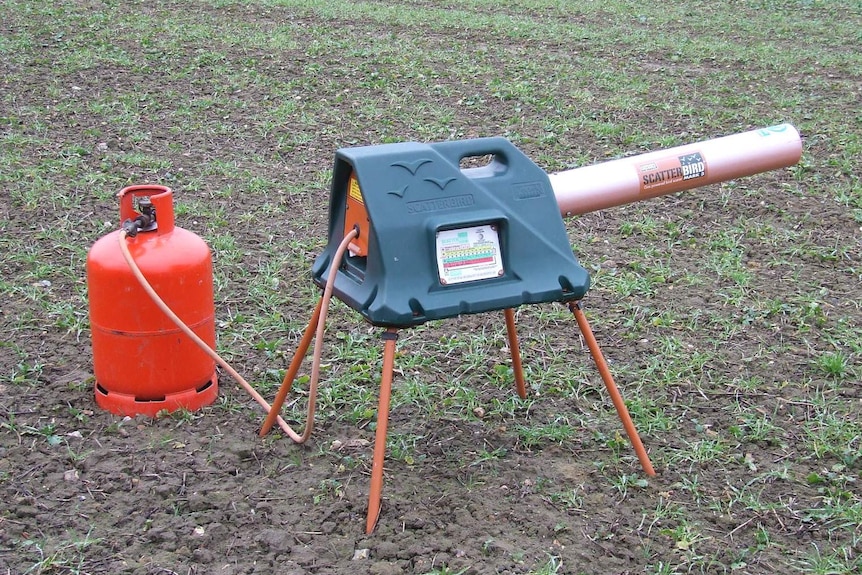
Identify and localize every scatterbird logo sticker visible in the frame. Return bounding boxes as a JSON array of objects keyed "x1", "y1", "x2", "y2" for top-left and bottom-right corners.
[{"x1": 638, "y1": 151, "x2": 707, "y2": 194}]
